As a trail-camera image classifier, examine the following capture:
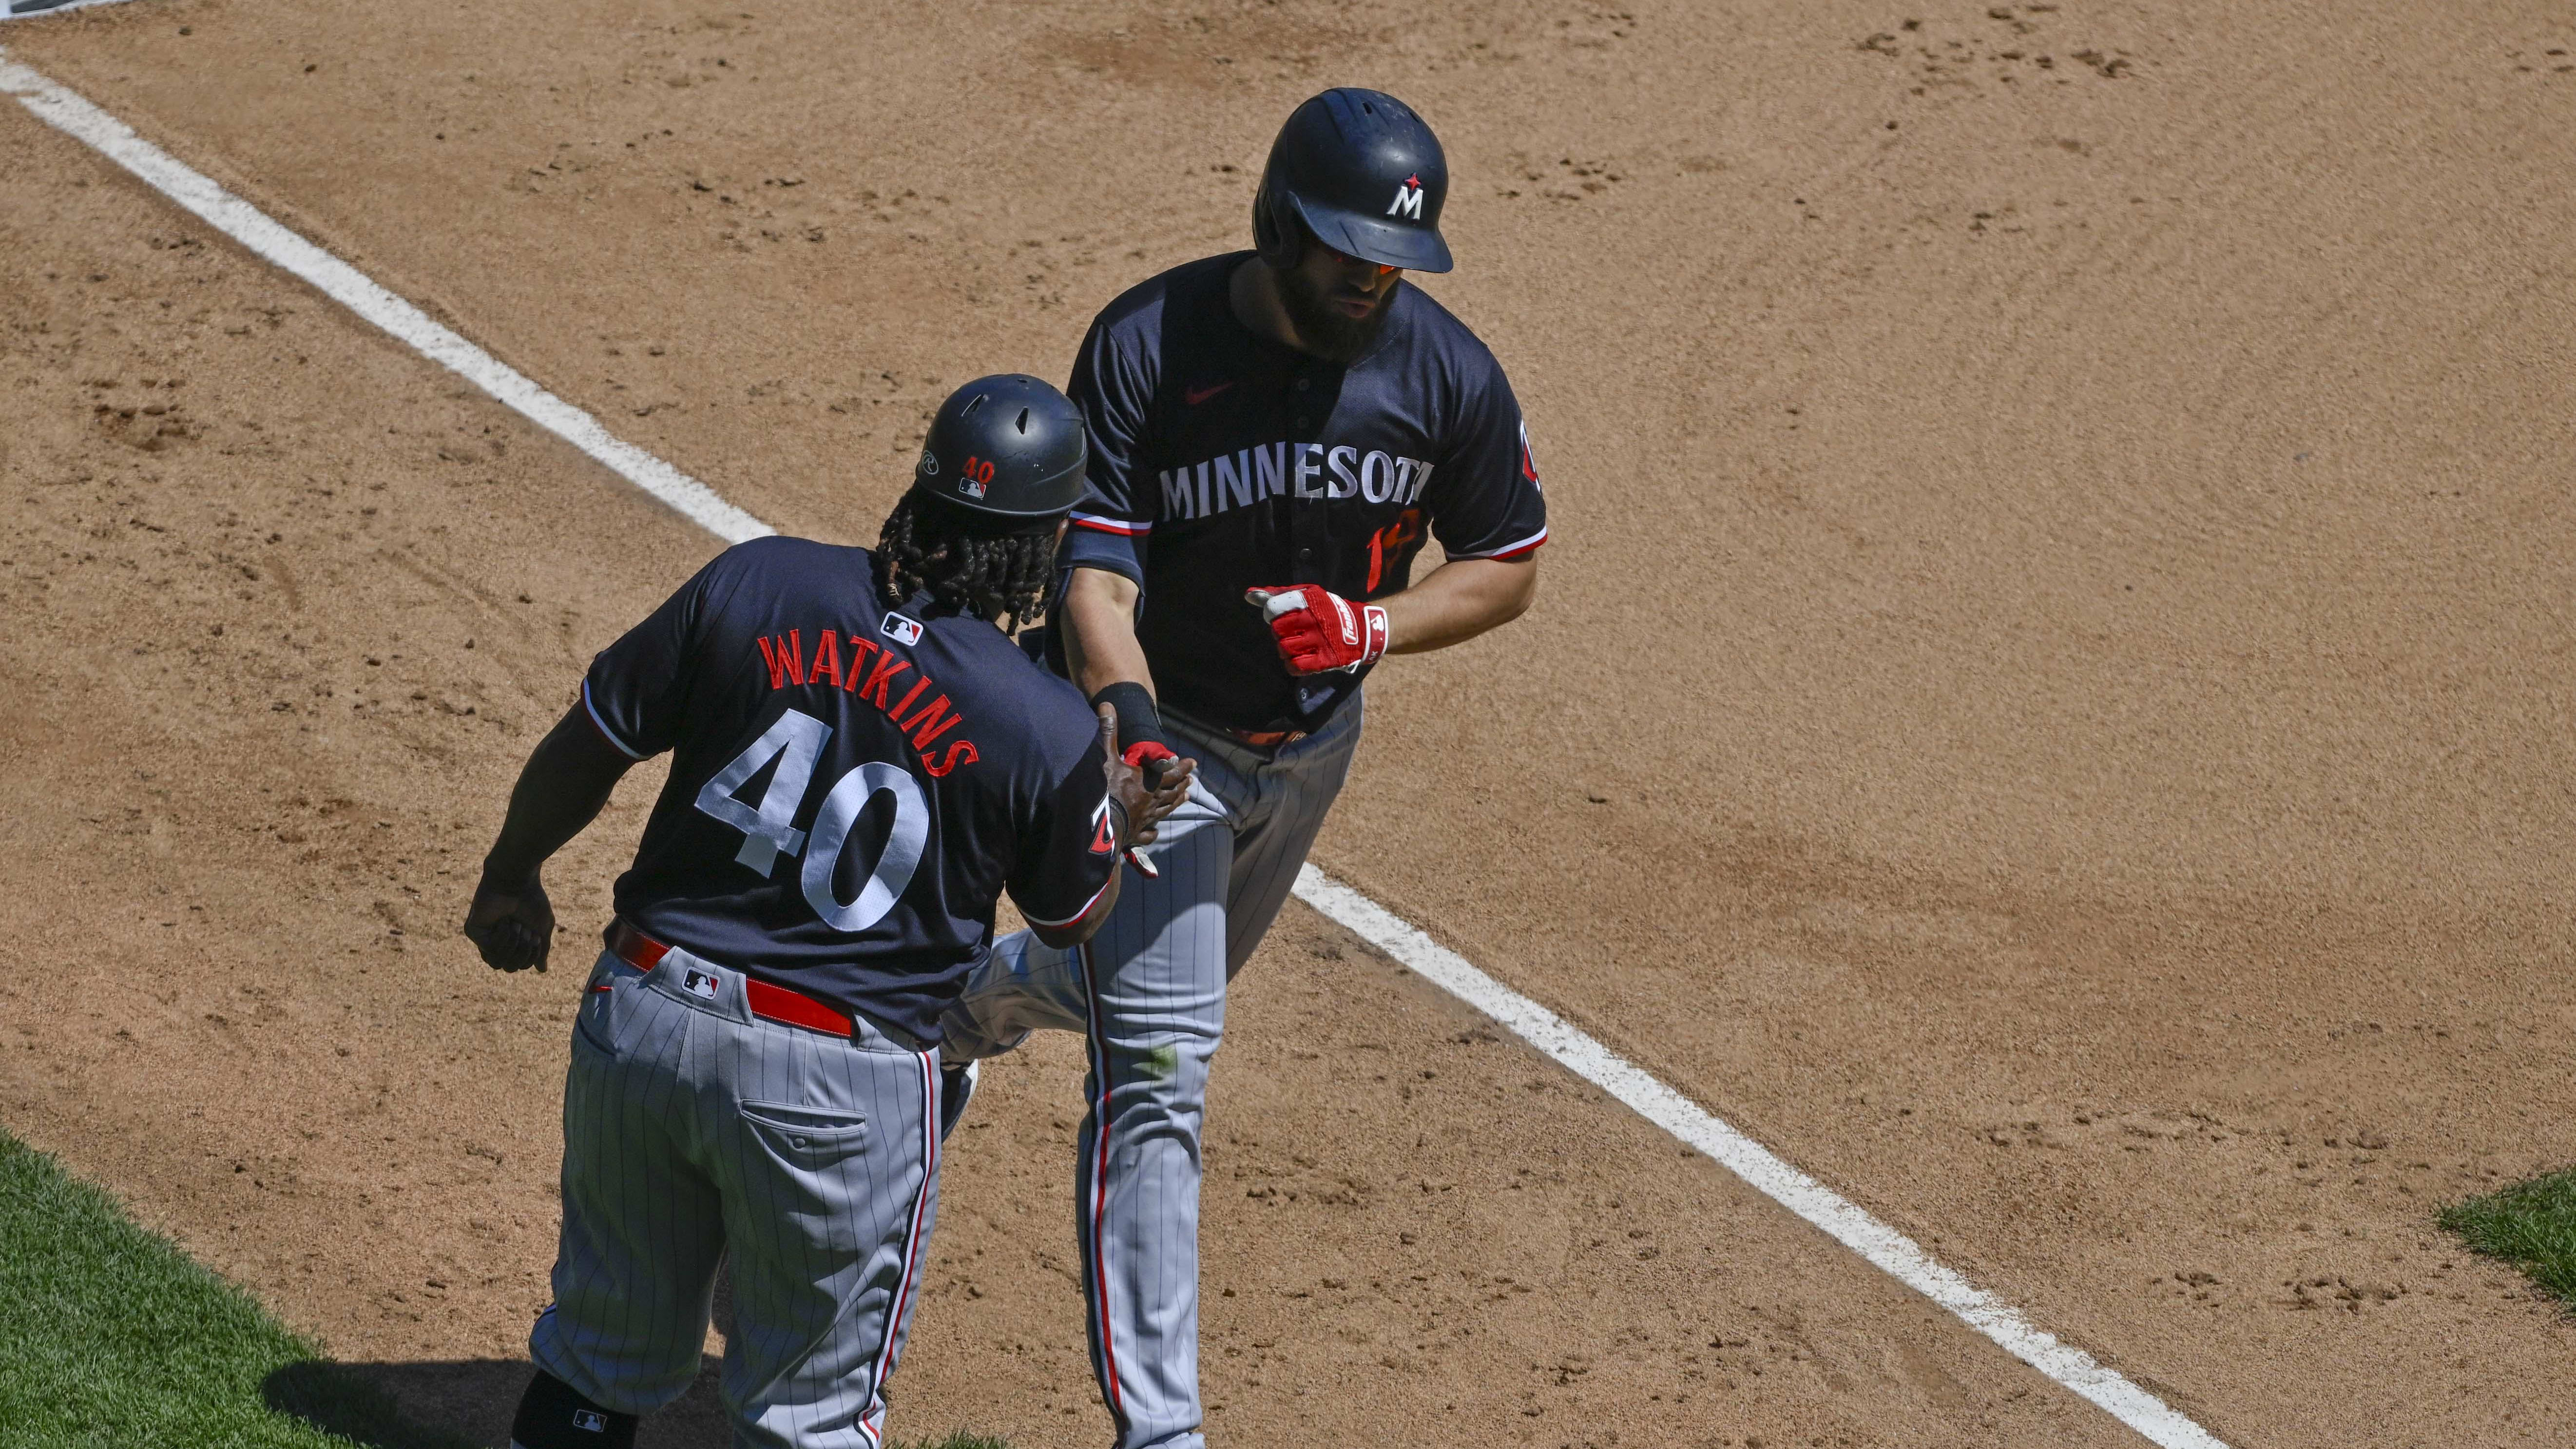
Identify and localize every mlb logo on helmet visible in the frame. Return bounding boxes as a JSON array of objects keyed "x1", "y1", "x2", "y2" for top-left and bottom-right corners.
[
  {"x1": 882, "y1": 612, "x2": 924, "y2": 646},
  {"x1": 572, "y1": 1410, "x2": 609, "y2": 1433}
]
